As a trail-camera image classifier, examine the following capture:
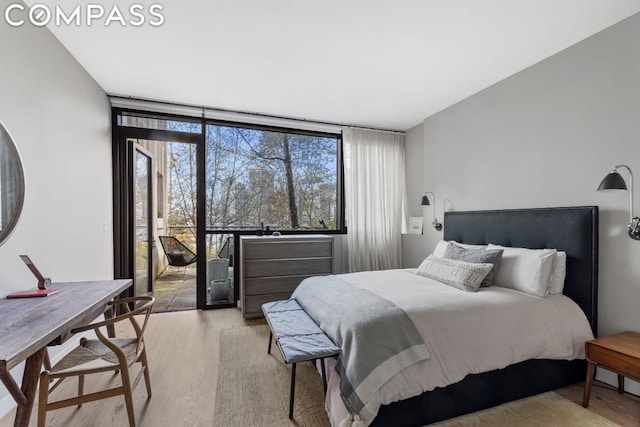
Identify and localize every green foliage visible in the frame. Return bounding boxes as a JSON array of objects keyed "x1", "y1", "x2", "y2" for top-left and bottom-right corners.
[{"x1": 166, "y1": 125, "x2": 339, "y2": 234}]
